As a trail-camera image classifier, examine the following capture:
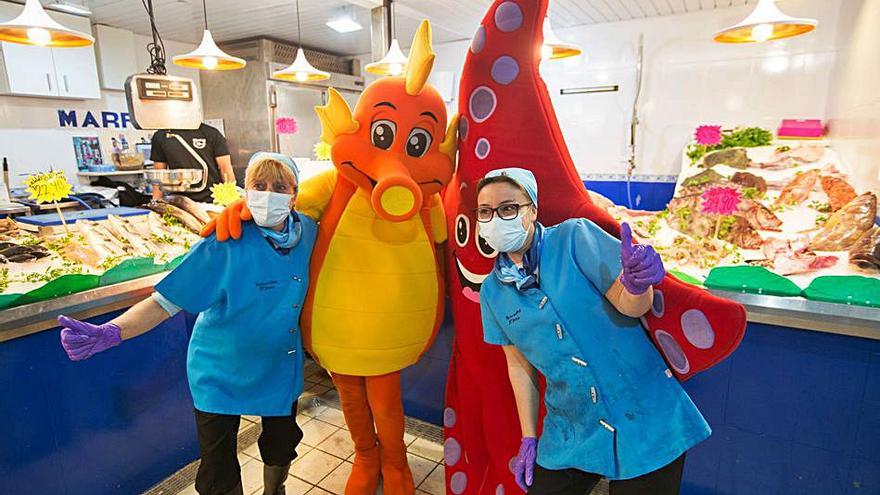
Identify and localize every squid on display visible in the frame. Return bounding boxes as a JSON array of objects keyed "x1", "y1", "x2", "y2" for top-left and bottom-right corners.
[{"x1": 442, "y1": 1, "x2": 748, "y2": 493}]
